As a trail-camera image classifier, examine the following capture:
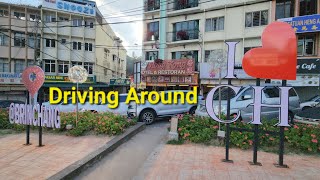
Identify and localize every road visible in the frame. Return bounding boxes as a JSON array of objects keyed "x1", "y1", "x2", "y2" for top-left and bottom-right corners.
[{"x1": 76, "y1": 121, "x2": 169, "y2": 180}]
